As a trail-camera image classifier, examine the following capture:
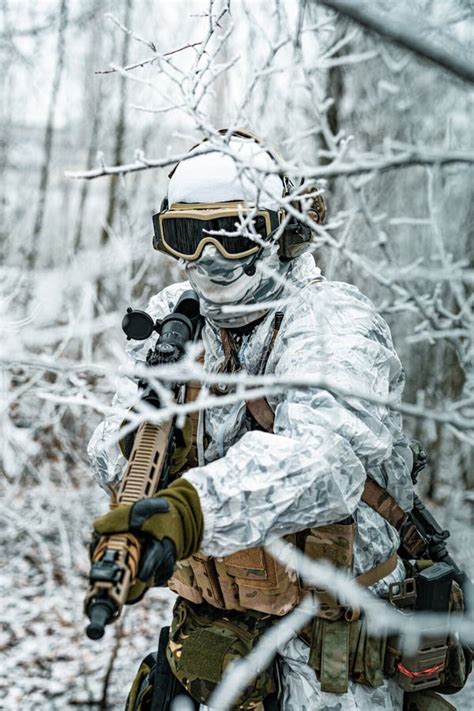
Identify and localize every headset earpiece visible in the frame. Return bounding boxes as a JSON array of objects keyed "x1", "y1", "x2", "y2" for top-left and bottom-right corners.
[
  {"x1": 152, "y1": 197, "x2": 170, "y2": 252},
  {"x1": 278, "y1": 185, "x2": 327, "y2": 261}
]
